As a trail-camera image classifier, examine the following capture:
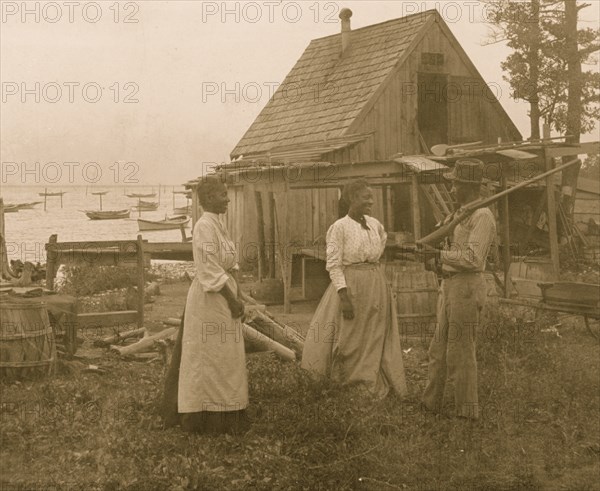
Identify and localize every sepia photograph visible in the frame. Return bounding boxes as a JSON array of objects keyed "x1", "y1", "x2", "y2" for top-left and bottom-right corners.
[{"x1": 1, "y1": 0, "x2": 599, "y2": 489}]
